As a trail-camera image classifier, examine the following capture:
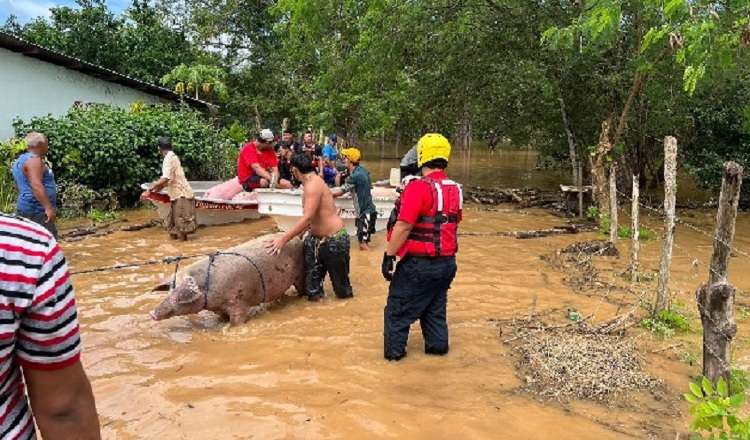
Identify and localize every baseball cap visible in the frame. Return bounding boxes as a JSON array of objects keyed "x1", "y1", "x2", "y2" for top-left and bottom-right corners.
[
  {"x1": 330, "y1": 134, "x2": 338, "y2": 142},
  {"x1": 259, "y1": 128, "x2": 274, "y2": 142},
  {"x1": 341, "y1": 148, "x2": 361, "y2": 163}
]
